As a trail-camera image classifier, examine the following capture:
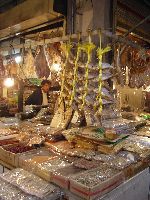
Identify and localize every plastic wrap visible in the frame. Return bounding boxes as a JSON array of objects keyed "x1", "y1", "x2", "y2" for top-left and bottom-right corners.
[
  {"x1": 102, "y1": 118, "x2": 135, "y2": 134},
  {"x1": 0, "y1": 177, "x2": 39, "y2": 200},
  {"x1": 37, "y1": 157, "x2": 71, "y2": 173},
  {"x1": 0, "y1": 169, "x2": 61, "y2": 199},
  {"x1": 106, "y1": 151, "x2": 139, "y2": 170},
  {"x1": 71, "y1": 164, "x2": 120, "y2": 187},
  {"x1": 18, "y1": 148, "x2": 55, "y2": 170},
  {"x1": 123, "y1": 135, "x2": 150, "y2": 157},
  {"x1": 73, "y1": 158, "x2": 100, "y2": 170}
]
